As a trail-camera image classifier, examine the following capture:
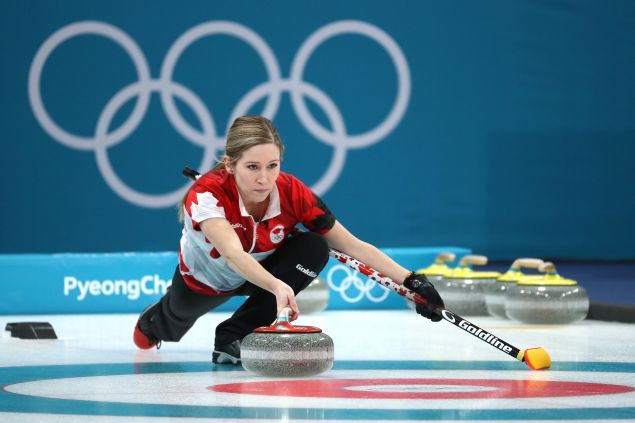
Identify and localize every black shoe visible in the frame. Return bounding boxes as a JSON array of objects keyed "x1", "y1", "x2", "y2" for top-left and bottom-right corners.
[
  {"x1": 212, "y1": 339, "x2": 241, "y2": 364},
  {"x1": 133, "y1": 302, "x2": 161, "y2": 350}
]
